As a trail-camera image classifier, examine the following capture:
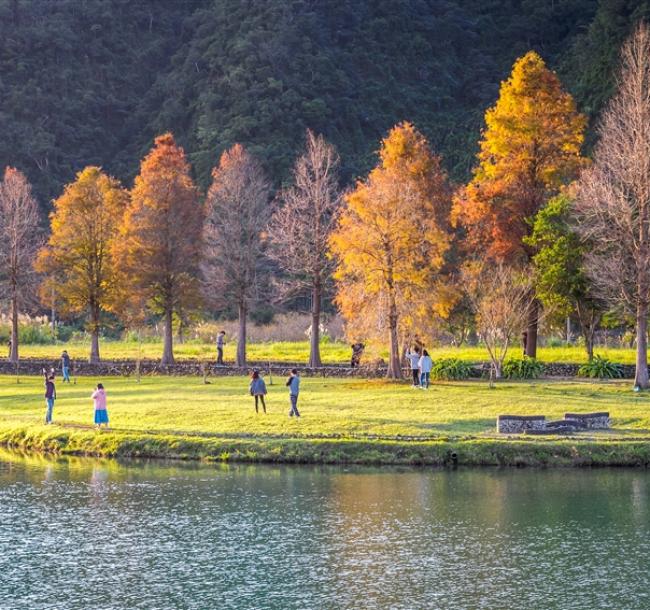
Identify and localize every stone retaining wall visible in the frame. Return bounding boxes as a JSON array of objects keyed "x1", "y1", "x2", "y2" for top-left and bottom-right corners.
[
  {"x1": 0, "y1": 359, "x2": 390, "y2": 378},
  {"x1": 497, "y1": 415, "x2": 546, "y2": 434},
  {"x1": 0, "y1": 358, "x2": 641, "y2": 379},
  {"x1": 564, "y1": 412, "x2": 611, "y2": 430}
]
